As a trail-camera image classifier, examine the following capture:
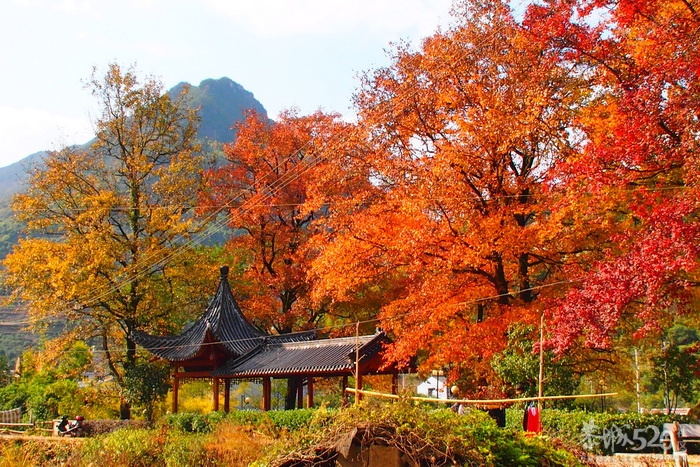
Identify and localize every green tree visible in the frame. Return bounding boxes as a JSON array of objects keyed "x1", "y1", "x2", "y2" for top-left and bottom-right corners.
[
  {"x1": 491, "y1": 324, "x2": 581, "y2": 402},
  {"x1": 0, "y1": 345, "x2": 91, "y2": 419},
  {"x1": 646, "y1": 330, "x2": 700, "y2": 414},
  {"x1": 2, "y1": 63, "x2": 217, "y2": 418},
  {"x1": 56, "y1": 340, "x2": 92, "y2": 379},
  {"x1": 123, "y1": 360, "x2": 170, "y2": 421}
]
